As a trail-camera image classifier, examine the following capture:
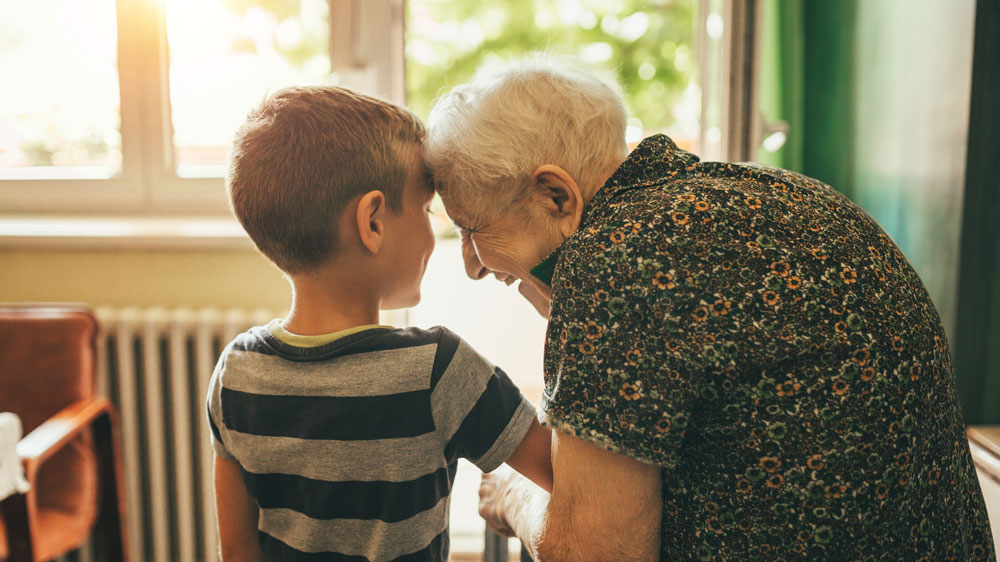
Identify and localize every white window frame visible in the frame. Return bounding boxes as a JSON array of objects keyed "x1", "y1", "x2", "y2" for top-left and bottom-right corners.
[
  {"x1": 0, "y1": 0, "x2": 206, "y2": 214},
  {"x1": 697, "y1": 0, "x2": 763, "y2": 163}
]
